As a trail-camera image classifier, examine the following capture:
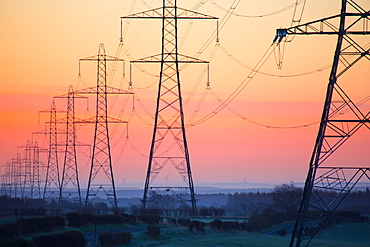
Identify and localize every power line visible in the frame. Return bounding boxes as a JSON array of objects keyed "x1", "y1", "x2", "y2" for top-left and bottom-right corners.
[{"x1": 209, "y1": 0, "x2": 306, "y2": 18}]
